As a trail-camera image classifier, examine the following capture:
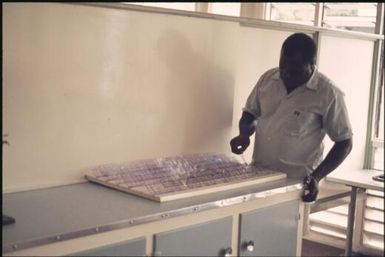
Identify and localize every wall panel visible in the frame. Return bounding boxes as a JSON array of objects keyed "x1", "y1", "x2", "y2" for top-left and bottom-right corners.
[
  {"x1": 2, "y1": 3, "x2": 239, "y2": 191},
  {"x1": 318, "y1": 35, "x2": 374, "y2": 171}
]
